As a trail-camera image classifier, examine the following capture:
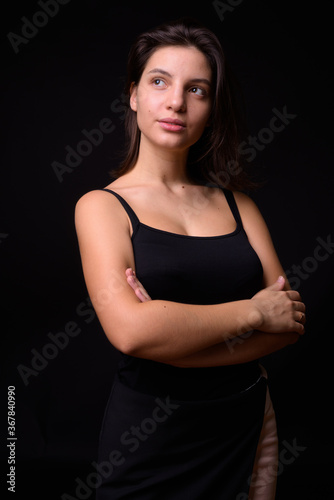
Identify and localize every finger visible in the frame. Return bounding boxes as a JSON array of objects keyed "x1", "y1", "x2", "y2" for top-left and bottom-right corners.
[
  {"x1": 135, "y1": 288, "x2": 151, "y2": 302},
  {"x1": 292, "y1": 313, "x2": 306, "y2": 336},
  {"x1": 125, "y1": 268, "x2": 135, "y2": 277},
  {"x1": 297, "y1": 322, "x2": 305, "y2": 334},
  {"x1": 294, "y1": 302, "x2": 306, "y2": 313},
  {"x1": 126, "y1": 274, "x2": 138, "y2": 292},
  {"x1": 126, "y1": 273, "x2": 151, "y2": 301},
  {"x1": 286, "y1": 290, "x2": 302, "y2": 301},
  {"x1": 266, "y1": 276, "x2": 285, "y2": 291},
  {"x1": 290, "y1": 316, "x2": 305, "y2": 334},
  {"x1": 295, "y1": 311, "x2": 306, "y2": 324},
  {"x1": 135, "y1": 280, "x2": 151, "y2": 300}
]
